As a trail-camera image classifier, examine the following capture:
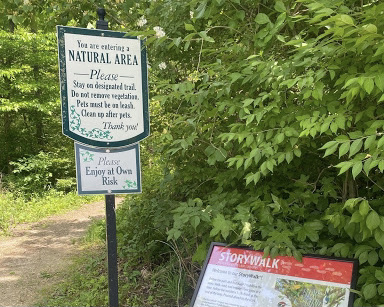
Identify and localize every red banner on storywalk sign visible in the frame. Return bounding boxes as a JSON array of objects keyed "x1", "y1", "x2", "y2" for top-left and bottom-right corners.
[{"x1": 190, "y1": 243, "x2": 358, "y2": 307}]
